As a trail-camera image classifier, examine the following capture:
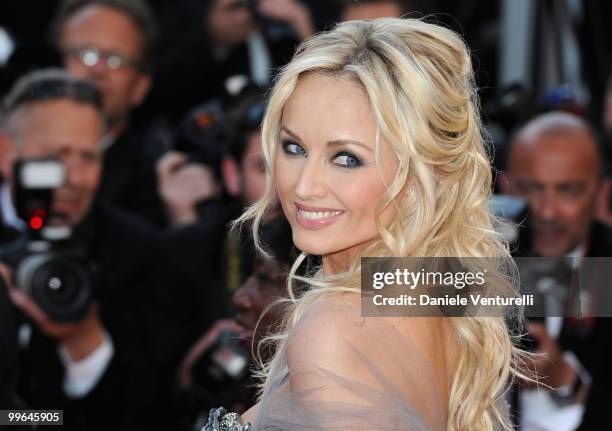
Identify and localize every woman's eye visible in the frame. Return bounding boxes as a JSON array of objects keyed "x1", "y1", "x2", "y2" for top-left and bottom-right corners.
[
  {"x1": 333, "y1": 151, "x2": 362, "y2": 168},
  {"x1": 281, "y1": 140, "x2": 306, "y2": 156}
]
